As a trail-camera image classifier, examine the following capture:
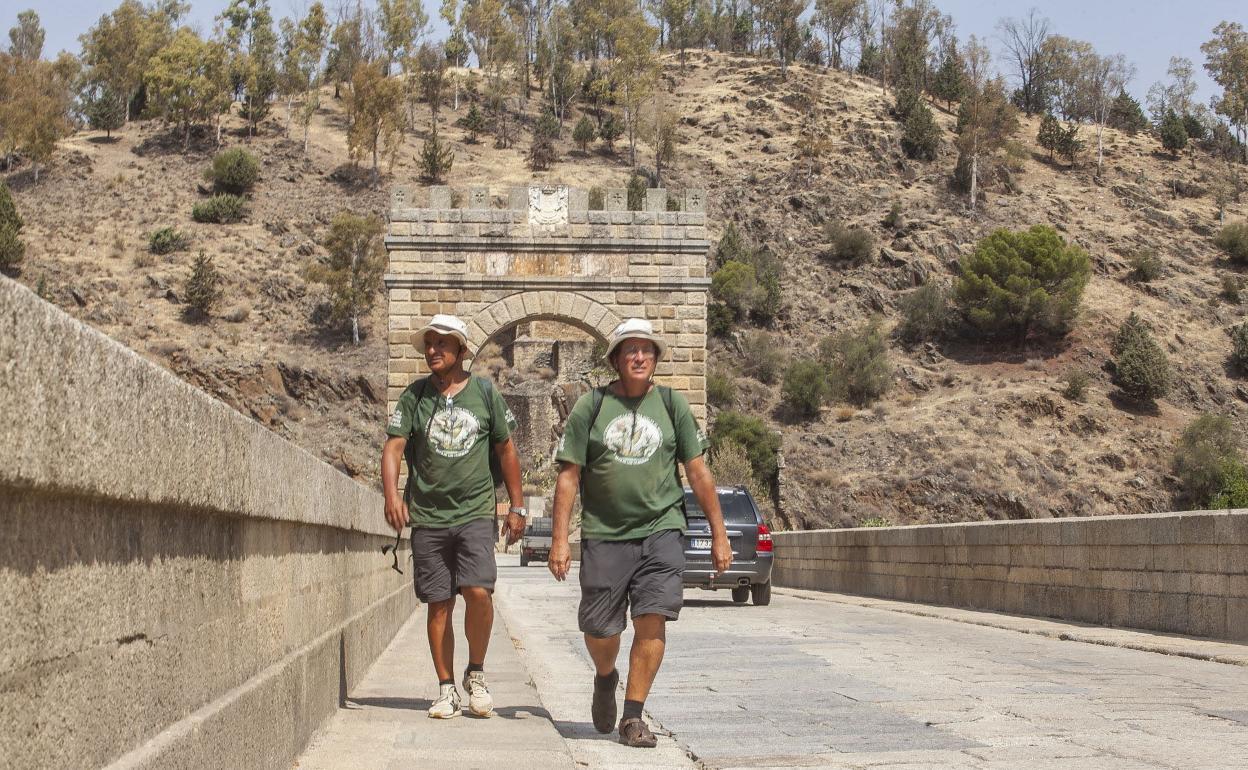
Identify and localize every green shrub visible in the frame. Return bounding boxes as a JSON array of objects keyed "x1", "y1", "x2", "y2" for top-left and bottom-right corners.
[
  {"x1": 587, "y1": 186, "x2": 605, "y2": 210},
  {"x1": 208, "y1": 148, "x2": 260, "y2": 194},
  {"x1": 626, "y1": 172, "x2": 648, "y2": 210},
  {"x1": 892, "y1": 87, "x2": 920, "y2": 122},
  {"x1": 860, "y1": 517, "x2": 892, "y2": 527},
  {"x1": 782, "y1": 358, "x2": 829, "y2": 418},
  {"x1": 0, "y1": 180, "x2": 25, "y2": 271},
  {"x1": 1209, "y1": 461, "x2": 1248, "y2": 508},
  {"x1": 823, "y1": 220, "x2": 875, "y2": 264},
  {"x1": 148, "y1": 227, "x2": 190, "y2": 255},
  {"x1": 184, "y1": 252, "x2": 223, "y2": 319},
  {"x1": 192, "y1": 194, "x2": 246, "y2": 224},
  {"x1": 716, "y1": 222, "x2": 751, "y2": 267},
  {"x1": 1223, "y1": 275, "x2": 1244, "y2": 303},
  {"x1": 954, "y1": 225, "x2": 1091, "y2": 341},
  {"x1": 882, "y1": 200, "x2": 903, "y2": 230},
  {"x1": 421, "y1": 132, "x2": 455, "y2": 181},
  {"x1": 706, "y1": 368, "x2": 736, "y2": 407},
  {"x1": 1173, "y1": 414, "x2": 1245, "y2": 507},
  {"x1": 711, "y1": 260, "x2": 757, "y2": 320},
  {"x1": 708, "y1": 302, "x2": 735, "y2": 337},
  {"x1": 1112, "y1": 312, "x2": 1153, "y2": 357},
  {"x1": 740, "y1": 330, "x2": 784, "y2": 384},
  {"x1": 1112, "y1": 316, "x2": 1171, "y2": 403},
  {"x1": 1231, "y1": 323, "x2": 1248, "y2": 373},
  {"x1": 1214, "y1": 221, "x2": 1248, "y2": 263},
  {"x1": 1129, "y1": 248, "x2": 1163, "y2": 282},
  {"x1": 711, "y1": 411, "x2": 781, "y2": 482},
  {"x1": 901, "y1": 101, "x2": 940, "y2": 161},
  {"x1": 708, "y1": 439, "x2": 757, "y2": 488},
  {"x1": 821, "y1": 320, "x2": 891, "y2": 405},
  {"x1": 896, "y1": 281, "x2": 950, "y2": 343},
  {"x1": 1061, "y1": 368, "x2": 1091, "y2": 402}
]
